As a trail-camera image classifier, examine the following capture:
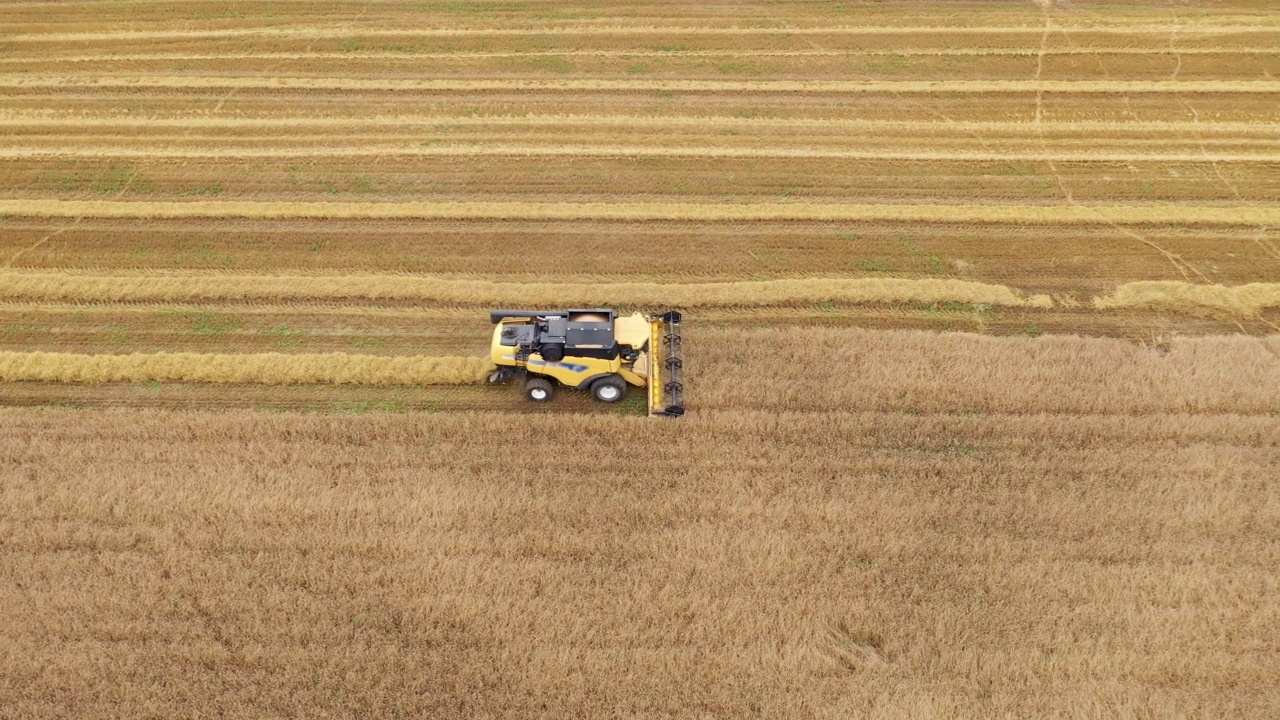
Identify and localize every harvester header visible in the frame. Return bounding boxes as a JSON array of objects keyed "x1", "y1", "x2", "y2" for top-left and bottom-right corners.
[{"x1": 486, "y1": 308, "x2": 684, "y2": 417}]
